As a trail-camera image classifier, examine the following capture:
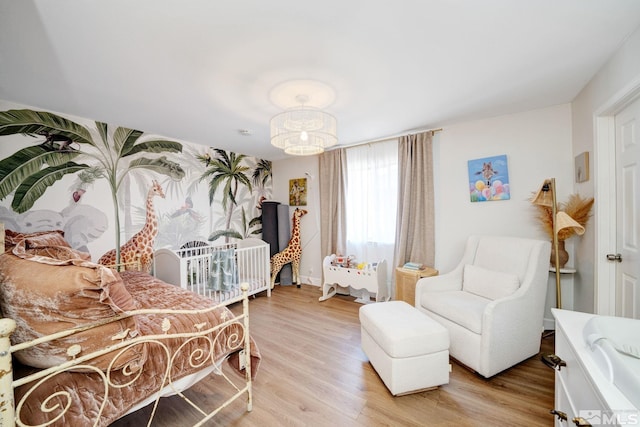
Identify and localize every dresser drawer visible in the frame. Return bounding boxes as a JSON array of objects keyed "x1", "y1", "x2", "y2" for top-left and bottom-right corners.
[
  {"x1": 555, "y1": 325, "x2": 605, "y2": 417},
  {"x1": 554, "y1": 373, "x2": 573, "y2": 426}
]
